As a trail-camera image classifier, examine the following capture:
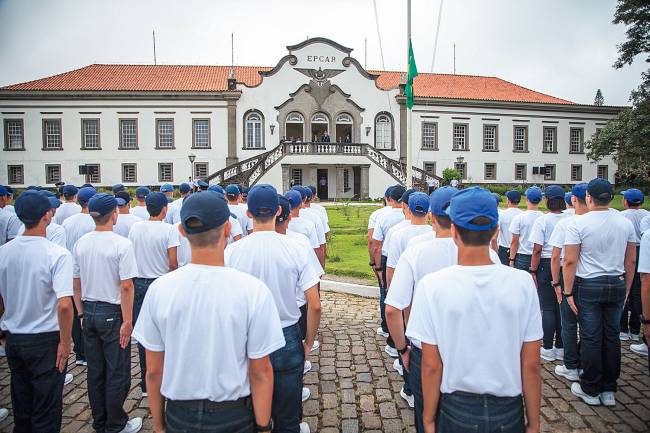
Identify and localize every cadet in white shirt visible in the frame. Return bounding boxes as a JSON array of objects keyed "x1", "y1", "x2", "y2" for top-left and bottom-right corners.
[
  {"x1": 73, "y1": 193, "x2": 142, "y2": 433},
  {"x1": 509, "y1": 186, "x2": 544, "y2": 271},
  {"x1": 564, "y1": 192, "x2": 576, "y2": 215},
  {"x1": 0, "y1": 186, "x2": 14, "y2": 214},
  {"x1": 160, "y1": 183, "x2": 175, "y2": 204},
  {"x1": 548, "y1": 183, "x2": 588, "y2": 382},
  {"x1": 0, "y1": 198, "x2": 21, "y2": 244},
  {"x1": 226, "y1": 185, "x2": 321, "y2": 433},
  {"x1": 131, "y1": 187, "x2": 150, "y2": 220},
  {"x1": 164, "y1": 182, "x2": 192, "y2": 224},
  {"x1": 619, "y1": 189, "x2": 649, "y2": 341},
  {"x1": 368, "y1": 187, "x2": 393, "y2": 295},
  {"x1": 286, "y1": 190, "x2": 323, "y2": 266},
  {"x1": 529, "y1": 185, "x2": 569, "y2": 362},
  {"x1": 497, "y1": 190, "x2": 523, "y2": 265},
  {"x1": 636, "y1": 231, "x2": 650, "y2": 372},
  {"x1": 382, "y1": 188, "x2": 416, "y2": 289},
  {"x1": 226, "y1": 184, "x2": 254, "y2": 236},
  {"x1": 53, "y1": 185, "x2": 82, "y2": 225},
  {"x1": 406, "y1": 187, "x2": 542, "y2": 433},
  {"x1": 128, "y1": 191, "x2": 180, "y2": 396},
  {"x1": 0, "y1": 192, "x2": 74, "y2": 432},
  {"x1": 133, "y1": 191, "x2": 284, "y2": 433},
  {"x1": 563, "y1": 178, "x2": 636, "y2": 407},
  {"x1": 294, "y1": 186, "x2": 327, "y2": 254},
  {"x1": 17, "y1": 195, "x2": 67, "y2": 248},
  {"x1": 307, "y1": 185, "x2": 329, "y2": 232},
  {"x1": 112, "y1": 191, "x2": 143, "y2": 238}
]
